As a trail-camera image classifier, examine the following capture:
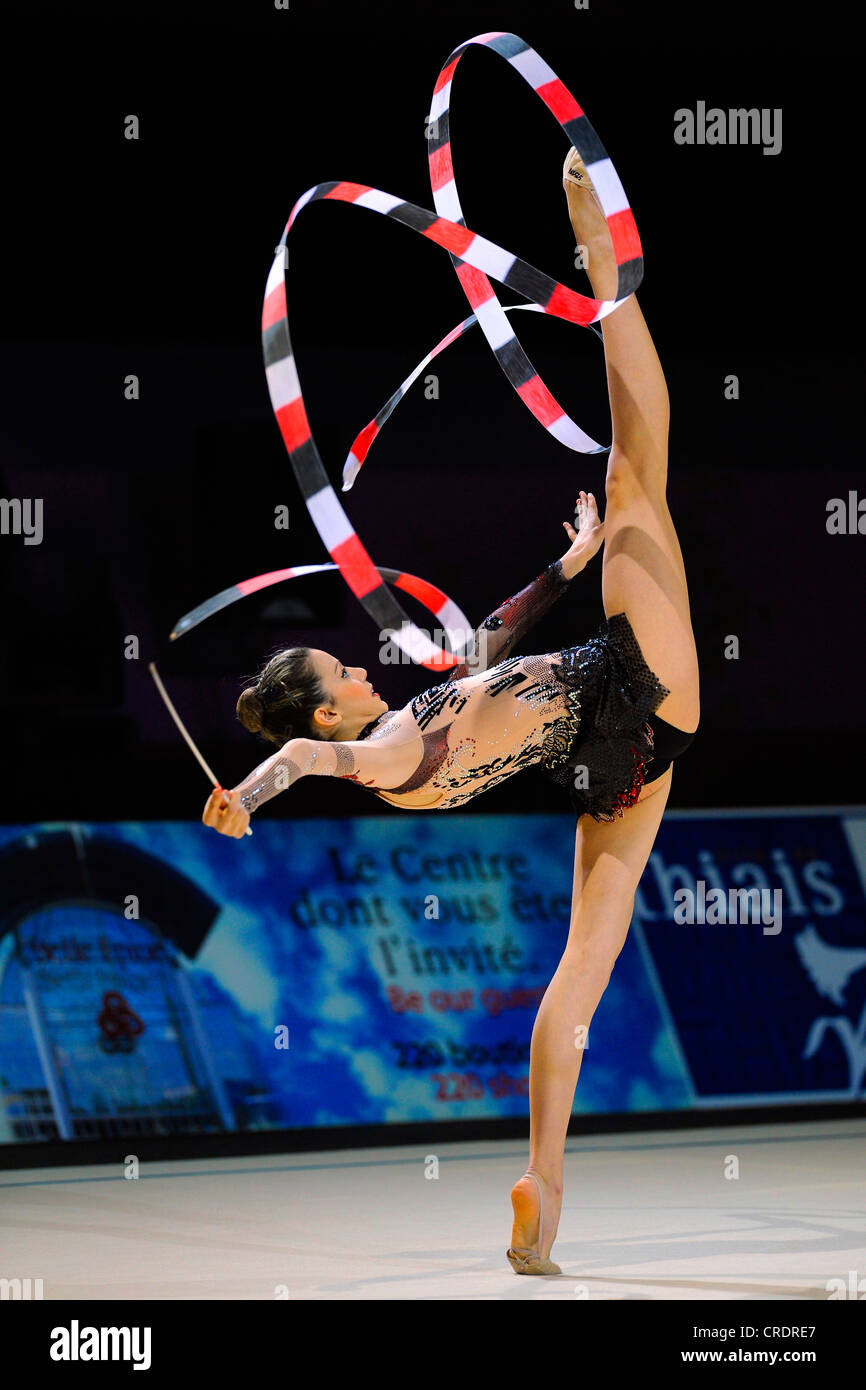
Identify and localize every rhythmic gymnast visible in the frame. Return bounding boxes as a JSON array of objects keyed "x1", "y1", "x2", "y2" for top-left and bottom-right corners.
[{"x1": 203, "y1": 148, "x2": 700, "y2": 1275}]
